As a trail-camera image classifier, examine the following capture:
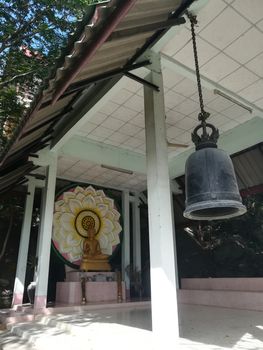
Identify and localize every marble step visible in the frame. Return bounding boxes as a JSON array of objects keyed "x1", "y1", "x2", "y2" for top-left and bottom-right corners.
[{"x1": 179, "y1": 289, "x2": 263, "y2": 311}]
